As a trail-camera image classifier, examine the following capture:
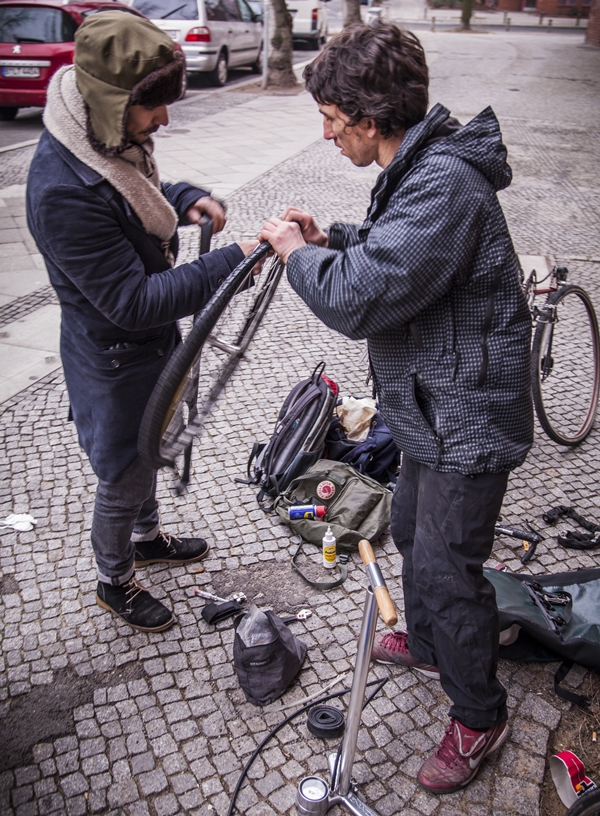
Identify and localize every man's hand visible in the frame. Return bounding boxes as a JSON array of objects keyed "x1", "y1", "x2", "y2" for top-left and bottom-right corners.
[
  {"x1": 237, "y1": 238, "x2": 264, "y2": 275},
  {"x1": 186, "y1": 196, "x2": 226, "y2": 233},
  {"x1": 259, "y1": 218, "x2": 306, "y2": 264},
  {"x1": 282, "y1": 206, "x2": 328, "y2": 248}
]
